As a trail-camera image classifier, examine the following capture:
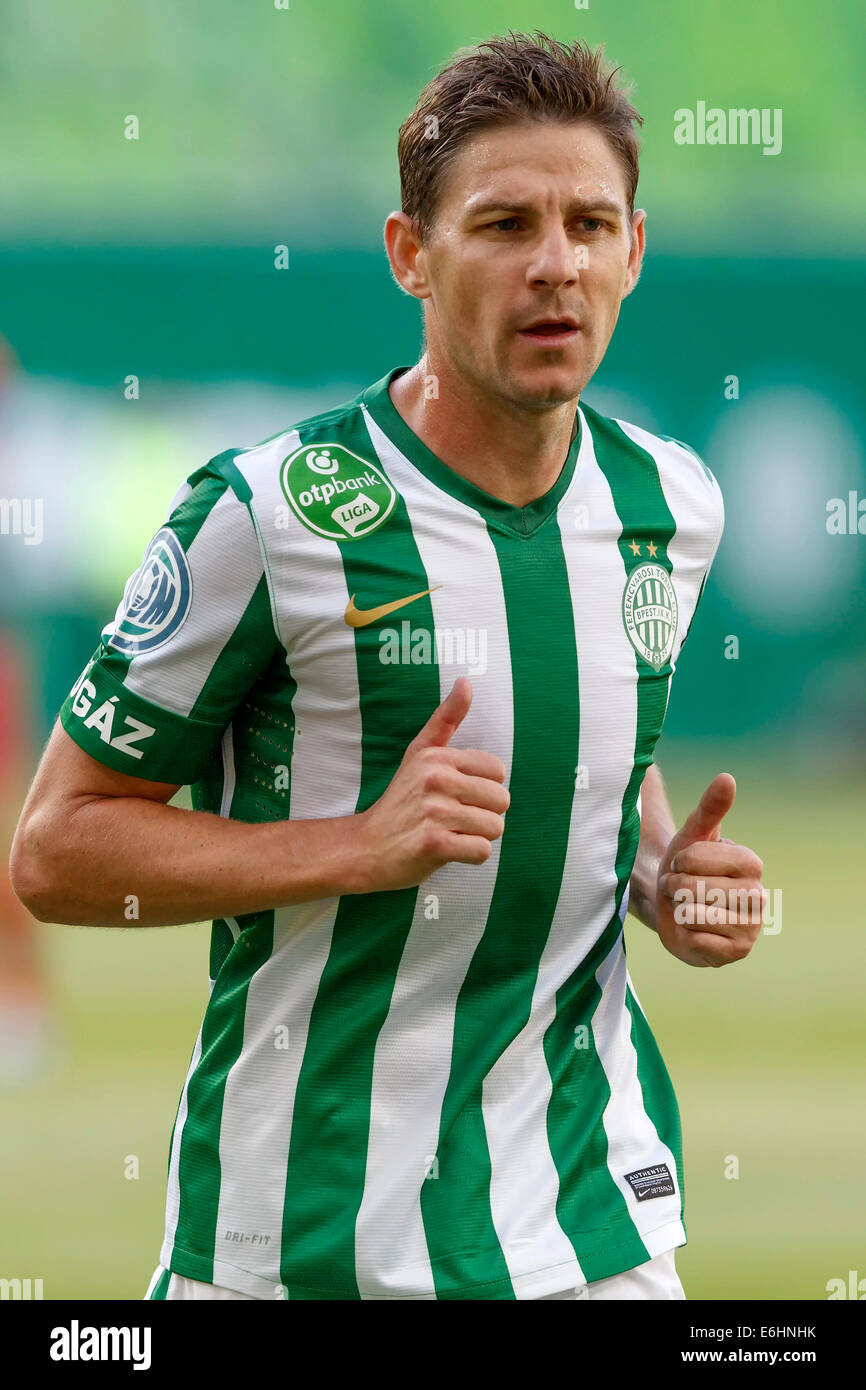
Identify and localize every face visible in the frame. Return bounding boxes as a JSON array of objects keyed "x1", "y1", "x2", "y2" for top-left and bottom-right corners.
[{"x1": 396, "y1": 120, "x2": 645, "y2": 411}]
